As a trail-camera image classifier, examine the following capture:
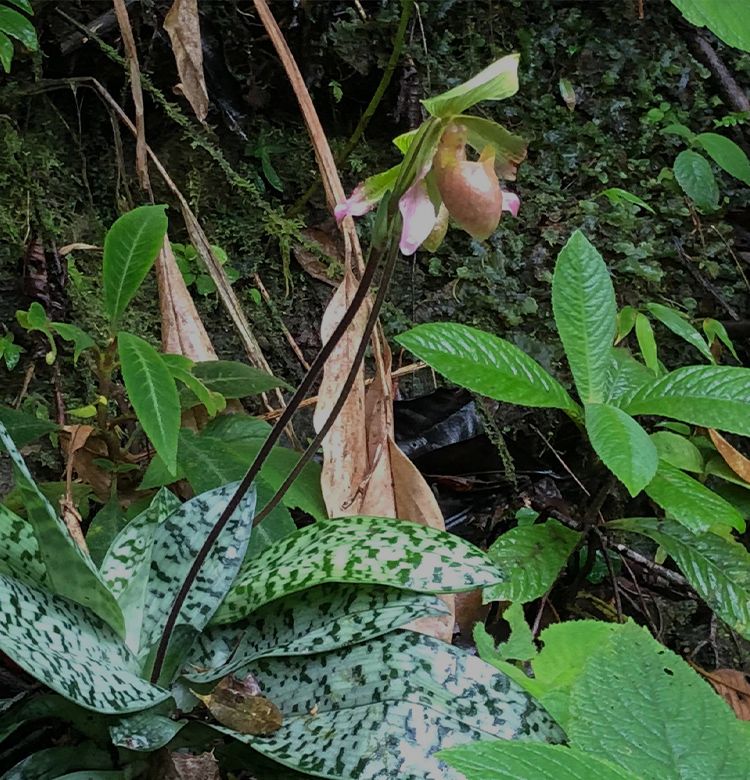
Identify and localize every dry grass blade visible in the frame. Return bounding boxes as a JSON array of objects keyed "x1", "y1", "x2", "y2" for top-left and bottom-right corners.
[
  {"x1": 709, "y1": 429, "x2": 750, "y2": 484},
  {"x1": 164, "y1": 0, "x2": 209, "y2": 123}
]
